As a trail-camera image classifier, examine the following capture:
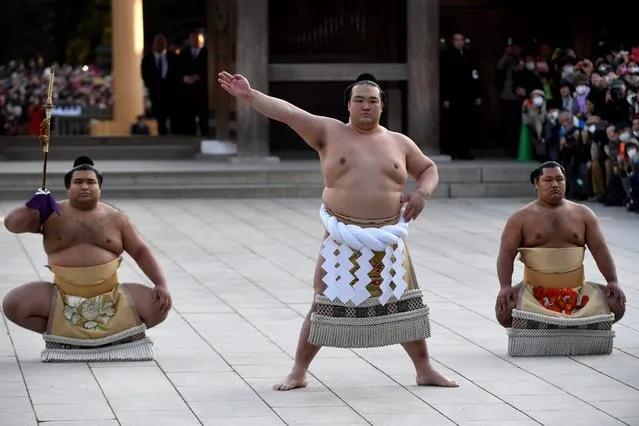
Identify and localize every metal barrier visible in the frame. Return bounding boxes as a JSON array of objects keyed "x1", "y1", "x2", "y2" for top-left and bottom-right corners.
[
  {"x1": 48, "y1": 105, "x2": 238, "y2": 138},
  {"x1": 51, "y1": 105, "x2": 113, "y2": 136}
]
